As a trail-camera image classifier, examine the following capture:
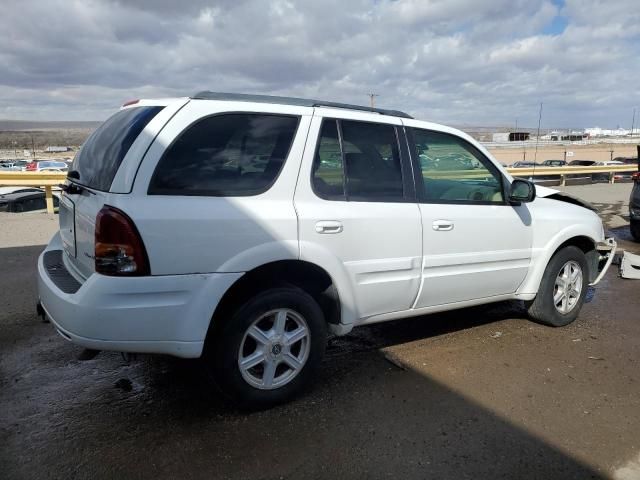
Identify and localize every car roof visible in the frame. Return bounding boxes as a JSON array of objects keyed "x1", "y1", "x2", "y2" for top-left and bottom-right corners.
[
  {"x1": 190, "y1": 91, "x2": 413, "y2": 119},
  {"x1": 0, "y1": 191, "x2": 44, "y2": 201}
]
